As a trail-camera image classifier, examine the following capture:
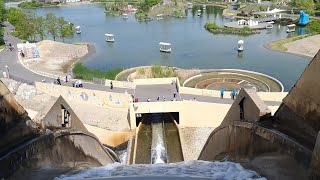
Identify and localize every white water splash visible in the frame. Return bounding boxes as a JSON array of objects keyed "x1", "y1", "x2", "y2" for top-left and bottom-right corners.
[{"x1": 55, "y1": 160, "x2": 266, "y2": 180}]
